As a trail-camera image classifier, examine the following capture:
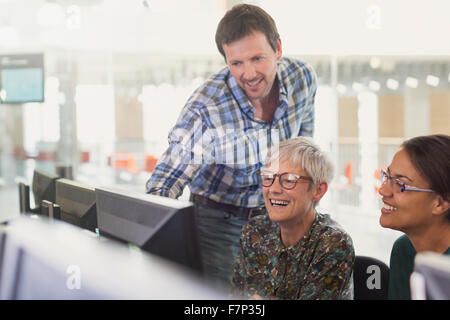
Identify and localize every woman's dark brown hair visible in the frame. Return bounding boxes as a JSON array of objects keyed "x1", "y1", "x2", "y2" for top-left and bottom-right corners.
[
  {"x1": 401, "y1": 134, "x2": 450, "y2": 218},
  {"x1": 215, "y1": 4, "x2": 279, "y2": 60}
]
